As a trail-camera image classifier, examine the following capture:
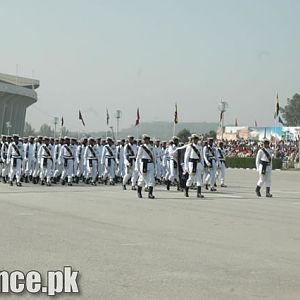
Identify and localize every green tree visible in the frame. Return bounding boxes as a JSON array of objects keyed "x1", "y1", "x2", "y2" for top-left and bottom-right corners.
[
  {"x1": 38, "y1": 124, "x2": 54, "y2": 137},
  {"x1": 203, "y1": 130, "x2": 217, "y2": 139},
  {"x1": 177, "y1": 128, "x2": 191, "y2": 143},
  {"x1": 23, "y1": 122, "x2": 36, "y2": 136},
  {"x1": 282, "y1": 94, "x2": 300, "y2": 126}
]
